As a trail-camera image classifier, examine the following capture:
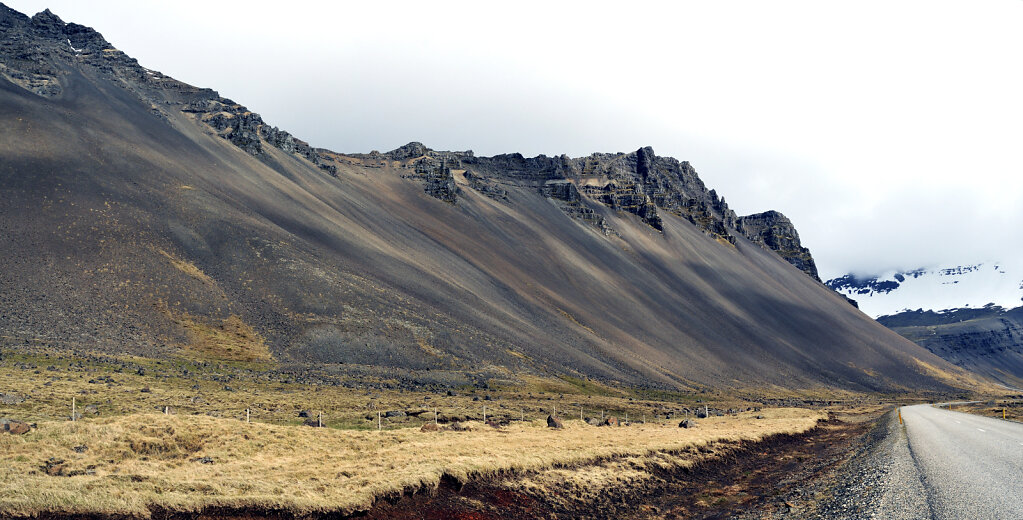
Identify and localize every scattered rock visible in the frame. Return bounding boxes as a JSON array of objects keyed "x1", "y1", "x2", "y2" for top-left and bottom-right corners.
[
  {"x1": 603, "y1": 416, "x2": 619, "y2": 427},
  {"x1": 448, "y1": 421, "x2": 472, "y2": 432},
  {"x1": 72, "y1": 445, "x2": 88, "y2": 453},
  {"x1": 586, "y1": 417, "x2": 603, "y2": 426},
  {"x1": 303, "y1": 418, "x2": 323, "y2": 427},
  {"x1": 546, "y1": 415, "x2": 563, "y2": 429},
  {"x1": 420, "y1": 423, "x2": 441, "y2": 432},
  {"x1": 756, "y1": 415, "x2": 765, "y2": 419},
  {"x1": 139, "y1": 387, "x2": 151, "y2": 393},
  {"x1": 41, "y1": 458, "x2": 66, "y2": 476},
  {"x1": 192, "y1": 456, "x2": 215, "y2": 464},
  {"x1": 298, "y1": 410, "x2": 310, "y2": 418},
  {"x1": 384, "y1": 410, "x2": 406, "y2": 418},
  {"x1": 83, "y1": 404, "x2": 98, "y2": 415},
  {"x1": 1, "y1": 418, "x2": 31, "y2": 435},
  {"x1": 679, "y1": 419, "x2": 695, "y2": 429},
  {"x1": 0, "y1": 393, "x2": 26, "y2": 405}
]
